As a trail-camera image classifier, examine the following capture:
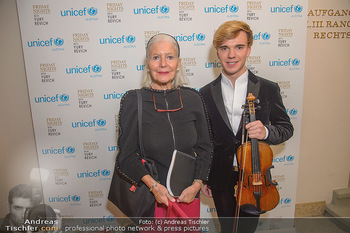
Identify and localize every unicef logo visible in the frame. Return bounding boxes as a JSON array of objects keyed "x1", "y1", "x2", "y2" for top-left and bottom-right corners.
[
  {"x1": 294, "y1": 5, "x2": 303, "y2": 13},
  {"x1": 196, "y1": 33, "x2": 206, "y2": 41},
  {"x1": 59, "y1": 94, "x2": 69, "y2": 102},
  {"x1": 262, "y1": 32, "x2": 271, "y2": 40},
  {"x1": 229, "y1": 5, "x2": 239, "y2": 13},
  {"x1": 92, "y1": 65, "x2": 102, "y2": 73},
  {"x1": 287, "y1": 155, "x2": 294, "y2": 162},
  {"x1": 292, "y1": 58, "x2": 300, "y2": 66},
  {"x1": 65, "y1": 146, "x2": 75, "y2": 154},
  {"x1": 287, "y1": 108, "x2": 298, "y2": 116},
  {"x1": 97, "y1": 119, "x2": 106, "y2": 127},
  {"x1": 72, "y1": 195, "x2": 81, "y2": 202},
  {"x1": 290, "y1": 108, "x2": 298, "y2": 115},
  {"x1": 88, "y1": 7, "x2": 98, "y2": 16},
  {"x1": 106, "y1": 215, "x2": 115, "y2": 222},
  {"x1": 54, "y1": 38, "x2": 64, "y2": 46},
  {"x1": 283, "y1": 198, "x2": 291, "y2": 204},
  {"x1": 101, "y1": 169, "x2": 111, "y2": 177},
  {"x1": 160, "y1": 5, "x2": 170, "y2": 14},
  {"x1": 126, "y1": 35, "x2": 136, "y2": 44}
]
